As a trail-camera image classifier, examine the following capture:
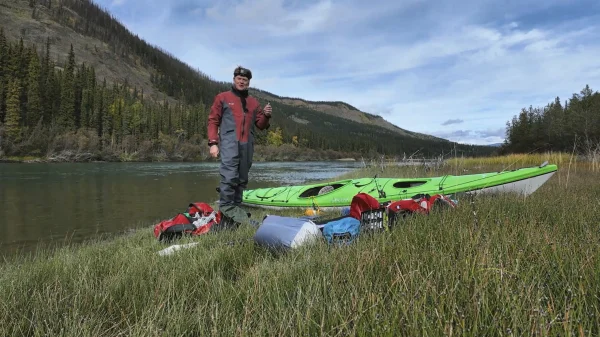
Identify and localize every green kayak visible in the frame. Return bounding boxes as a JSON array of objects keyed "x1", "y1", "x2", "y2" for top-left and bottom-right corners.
[{"x1": 242, "y1": 163, "x2": 558, "y2": 210}]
